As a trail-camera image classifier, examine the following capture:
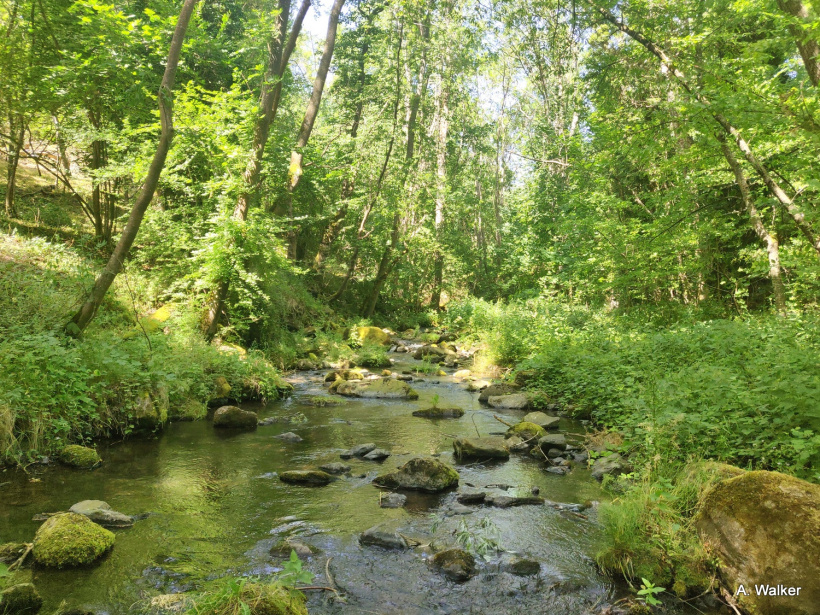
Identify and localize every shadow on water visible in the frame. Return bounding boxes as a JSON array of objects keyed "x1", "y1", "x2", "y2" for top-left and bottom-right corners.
[{"x1": 0, "y1": 352, "x2": 718, "y2": 614}]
